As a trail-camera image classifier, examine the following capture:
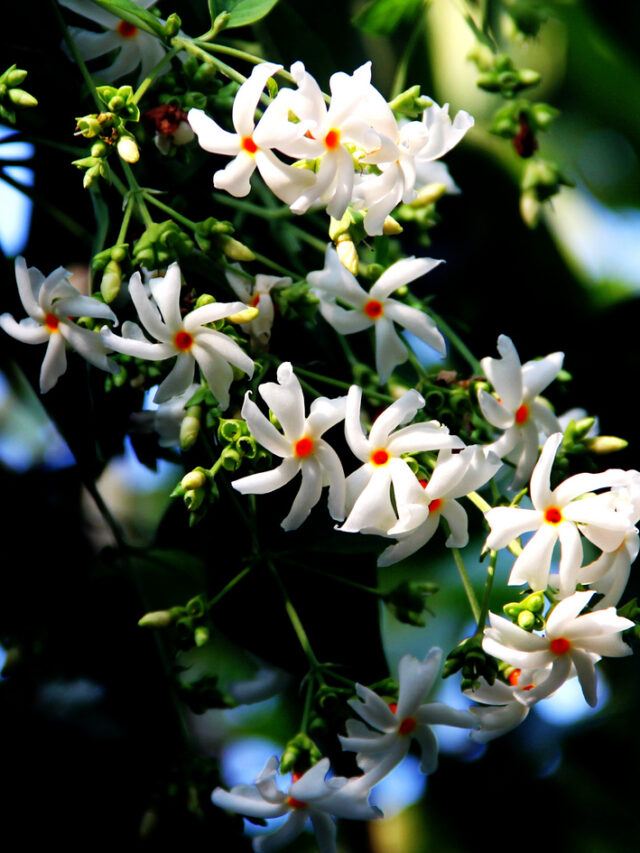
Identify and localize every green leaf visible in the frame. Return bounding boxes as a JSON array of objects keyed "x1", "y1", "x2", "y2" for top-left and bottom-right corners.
[
  {"x1": 88, "y1": 0, "x2": 166, "y2": 37},
  {"x1": 352, "y1": 0, "x2": 424, "y2": 36},
  {"x1": 210, "y1": 0, "x2": 281, "y2": 29}
]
